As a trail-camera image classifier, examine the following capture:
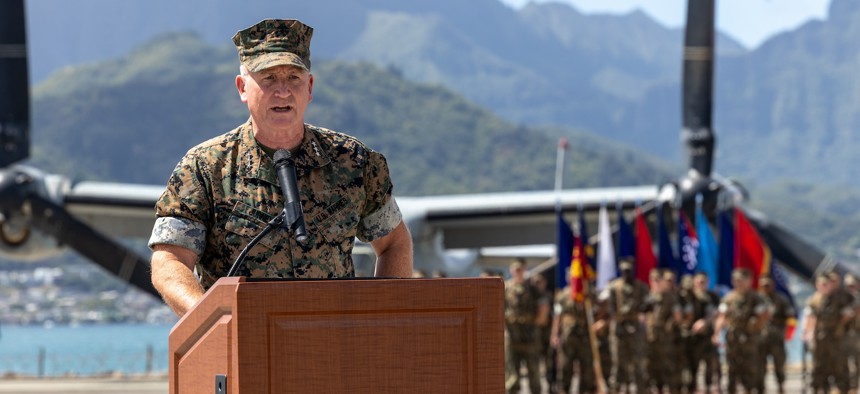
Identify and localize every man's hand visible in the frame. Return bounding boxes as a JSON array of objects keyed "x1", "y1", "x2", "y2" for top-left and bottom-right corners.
[{"x1": 692, "y1": 318, "x2": 708, "y2": 334}]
